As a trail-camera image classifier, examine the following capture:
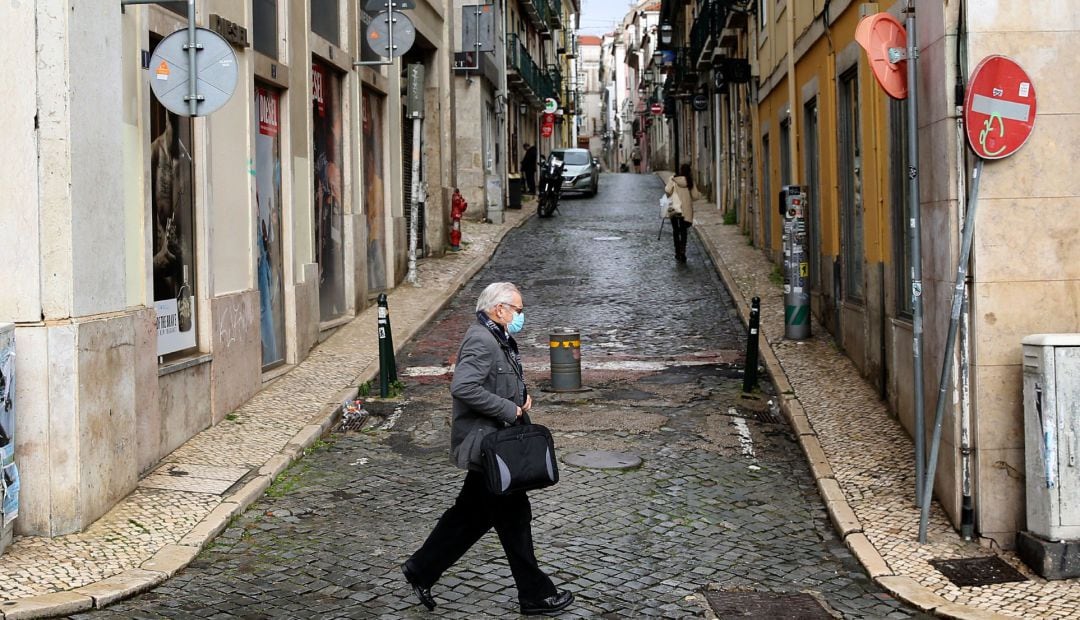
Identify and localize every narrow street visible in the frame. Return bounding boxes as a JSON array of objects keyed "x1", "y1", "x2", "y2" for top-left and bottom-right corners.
[{"x1": 76, "y1": 173, "x2": 927, "y2": 619}]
